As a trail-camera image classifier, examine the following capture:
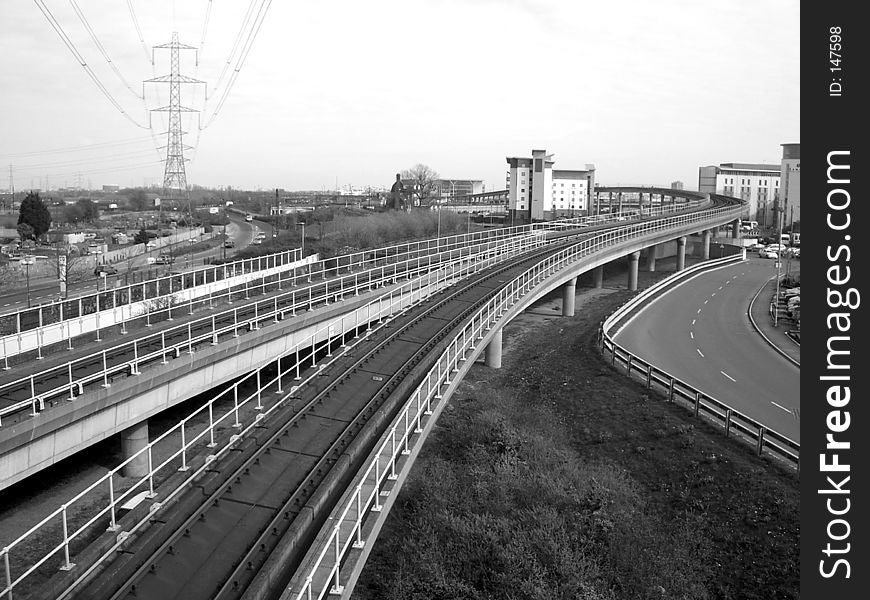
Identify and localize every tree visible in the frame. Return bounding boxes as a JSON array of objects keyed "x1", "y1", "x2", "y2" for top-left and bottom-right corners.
[
  {"x1": 401, "y1": 164, "x2": 440, "y2": 206},
  {"x1": 16, "y1": 222, "x2": 34, "y2": 242},
  {"x1": 134, "y1": 228, "x2": 149, "y2": 245},
  {"x1": 18, "y1": 191, "x2": 52, "y2": 239},
  {"x1": 49, "y1": 245, "x2": 89, "y2": 286},
  {"x1": 76, "y1": 198, "x2": 100, "y2": 222},
  {"x1": 63, "y1": 203, "x2": 85, "y2": 224},
  {"x1": 128, "y1": 189, "x2": 149, "y2": 211}
]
